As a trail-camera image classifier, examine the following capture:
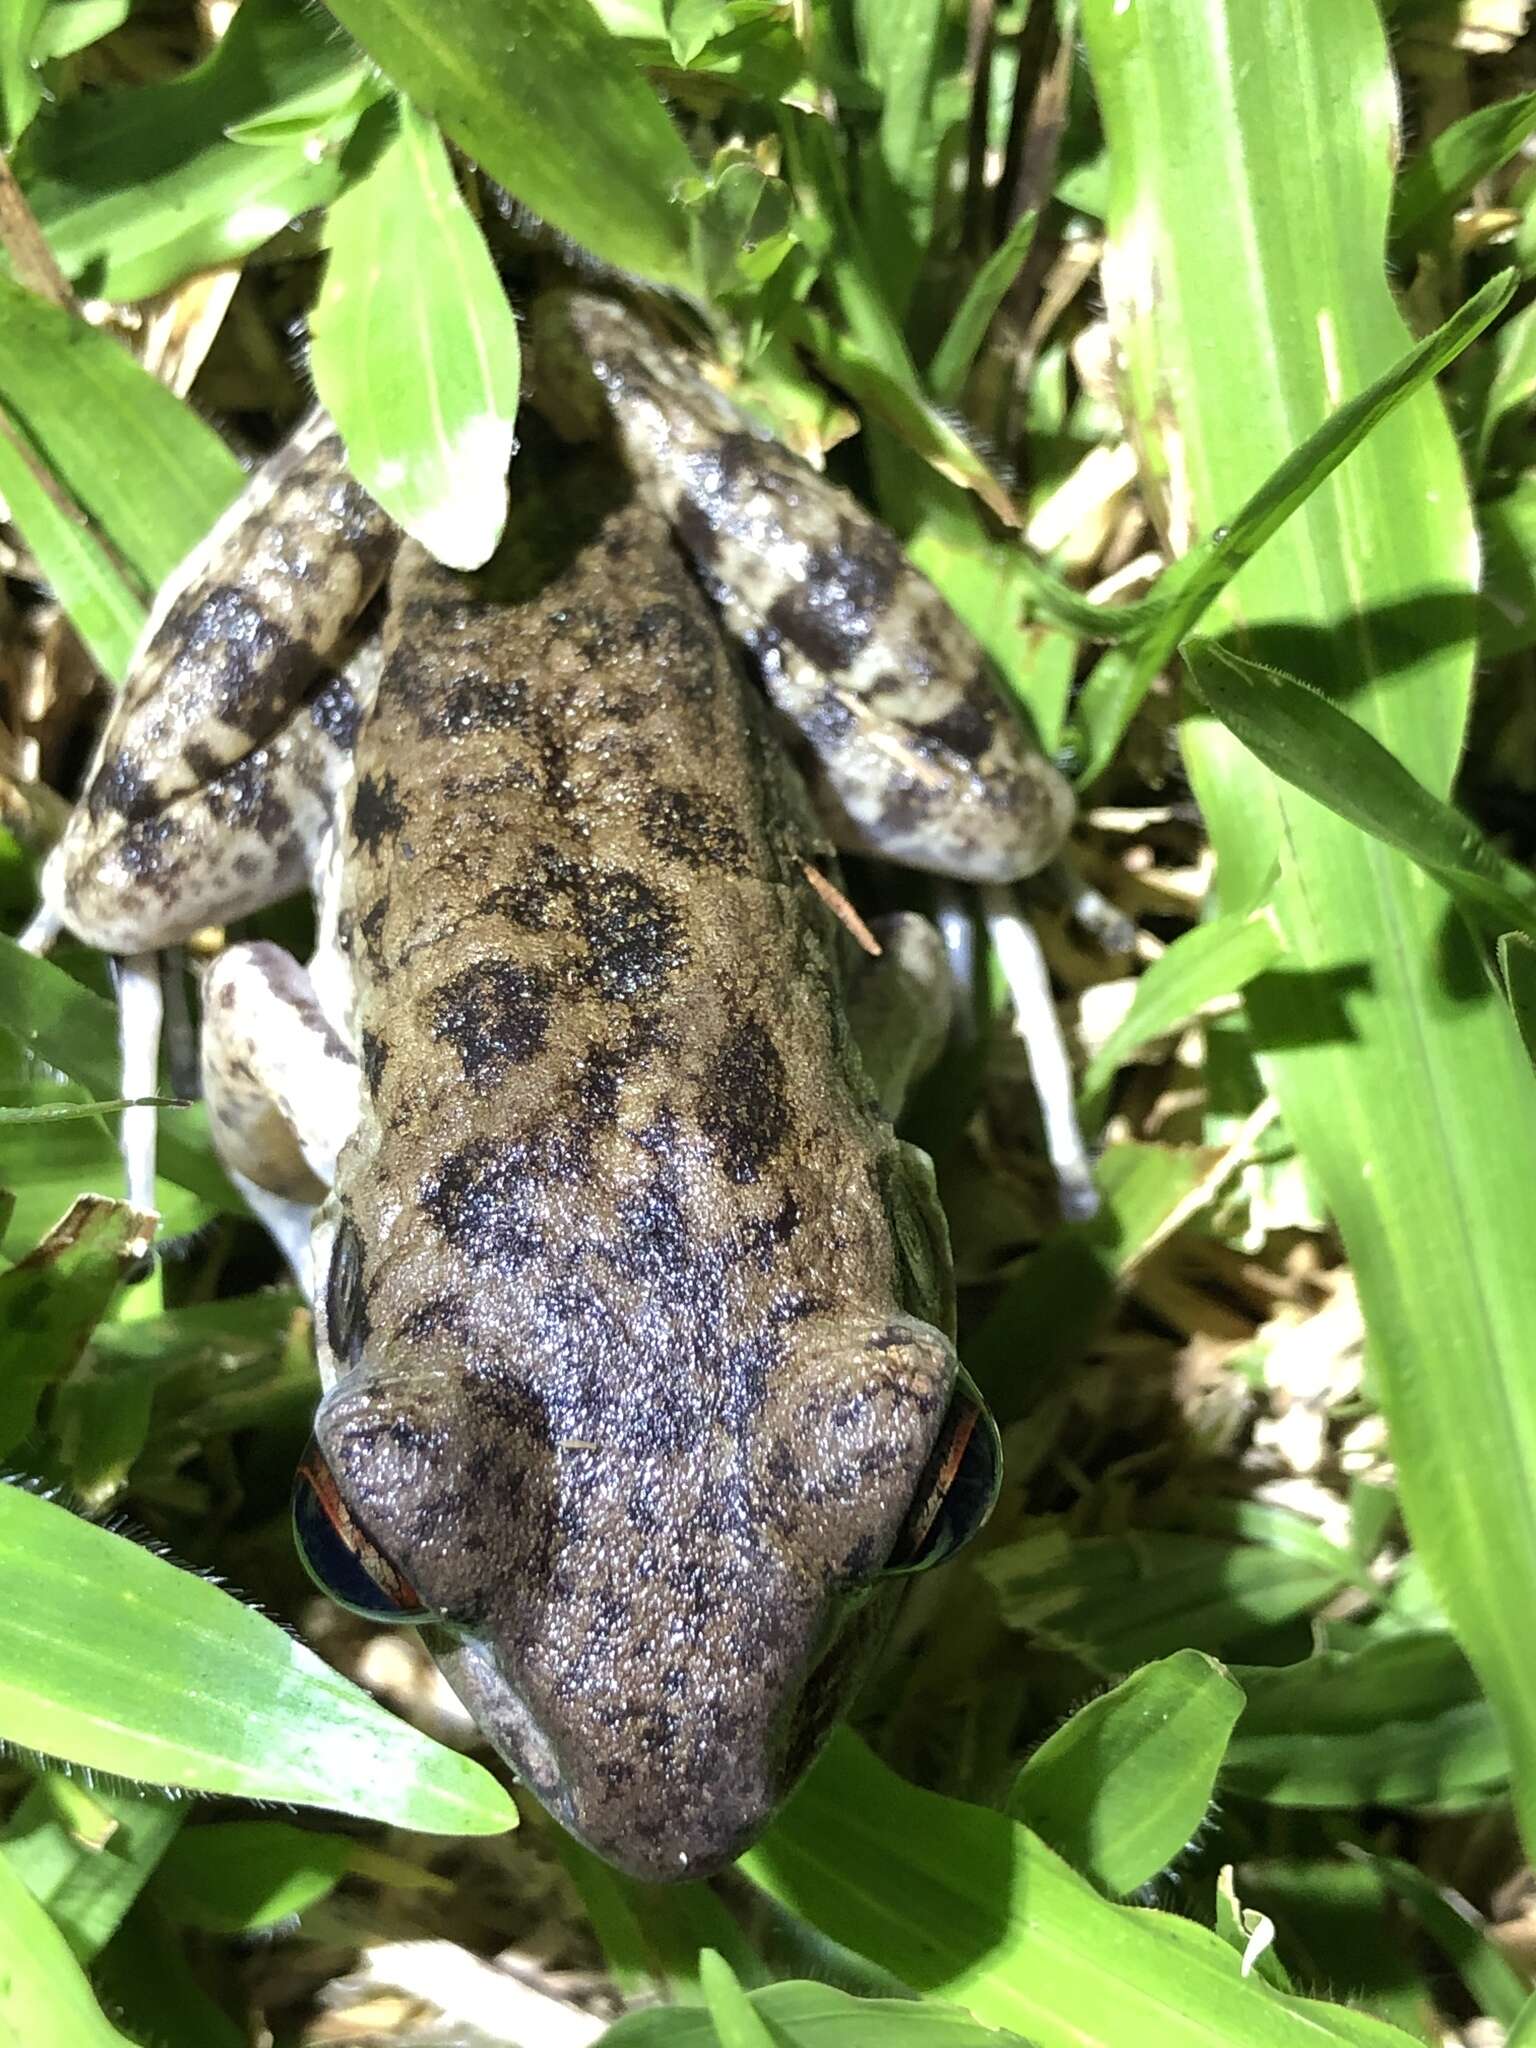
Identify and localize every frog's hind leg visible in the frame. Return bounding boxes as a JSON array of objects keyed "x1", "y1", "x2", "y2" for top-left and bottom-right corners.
[{"x1": 200, "y1": 940, "x2": 360, "y2": 1298}]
